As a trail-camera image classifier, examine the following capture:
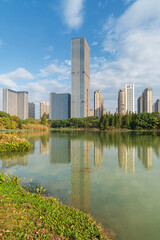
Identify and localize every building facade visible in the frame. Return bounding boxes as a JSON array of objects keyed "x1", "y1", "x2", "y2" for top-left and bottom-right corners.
[
  {"x1": 125, "y1": 84, "x2": 135, "y2": 113},
  {"x1": 40, "y1": 102, "x2": 49, "y2": 119},
  {"x1": 28, "y1": 102, "x2": 35, "y2": 118},
  {"x1": 71, "y1": 37, "x2": 90, "y2": 118},
  {"x1": 154, "y1": 99, "x2": 160, "y2": 113},
  {"x1": 142, "y1": 88, "x2": 153, "y2": 113},
  {"x1": 137, "y1": 96, "x2": 143, "y2": 114},
  {"x1": 118, "y1": 89, "x2": 126, "y2": 115},
  {"x1": 50, "y1": 93, "x2": 71, "y2": 120},
  {"x1": 94, "y1": 90, "x2": 104, "y2": 117},
  {"x1": 3, "y1": 88, "x2": 28, "y2": 119}
]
